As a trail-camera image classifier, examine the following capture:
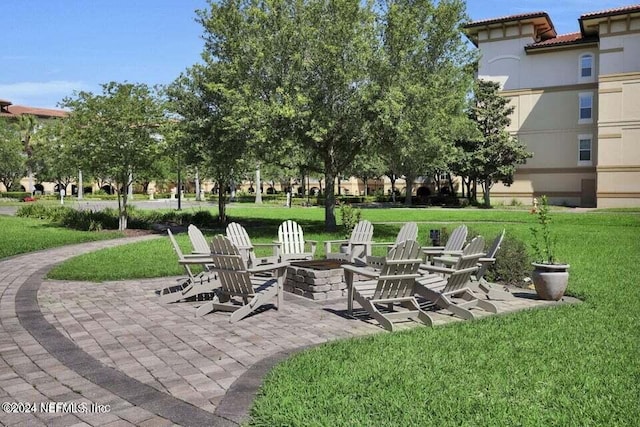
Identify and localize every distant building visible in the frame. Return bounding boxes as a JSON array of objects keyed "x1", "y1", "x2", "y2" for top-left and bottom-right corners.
[{"x1": 465, "y1": 5, "x2": 640, "y2": 207}]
